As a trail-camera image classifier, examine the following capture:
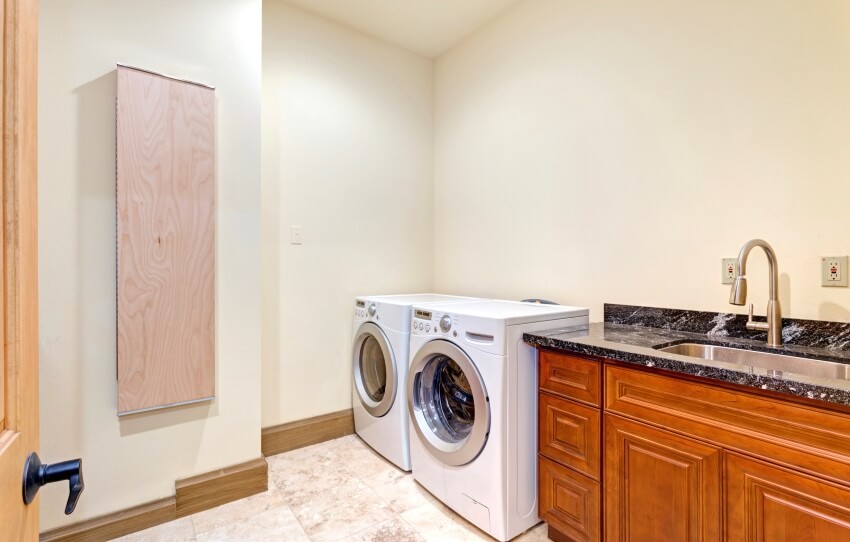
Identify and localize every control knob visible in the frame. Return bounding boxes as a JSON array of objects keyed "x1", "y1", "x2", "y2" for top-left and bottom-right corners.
[
  {"x1": 368, "y1": 304, "x2": 377, "y2": 317},
  {"x1": 439, "y1": 315, "x2": 452, "y2": 332}
]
